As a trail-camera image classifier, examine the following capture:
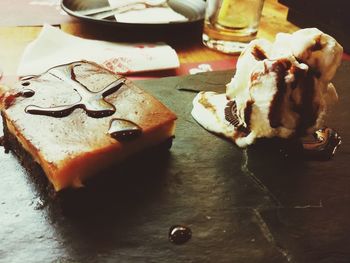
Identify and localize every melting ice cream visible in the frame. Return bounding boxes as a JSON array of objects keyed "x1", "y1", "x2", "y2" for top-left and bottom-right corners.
[{"x1": 192, "y1": 28, "x2": 343, "y2": 147}]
